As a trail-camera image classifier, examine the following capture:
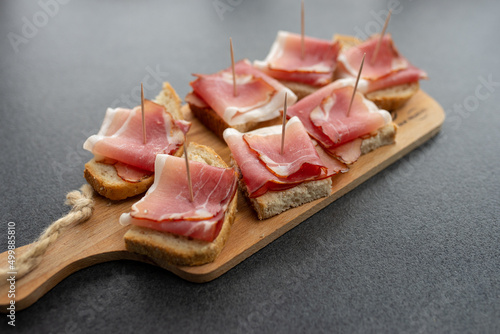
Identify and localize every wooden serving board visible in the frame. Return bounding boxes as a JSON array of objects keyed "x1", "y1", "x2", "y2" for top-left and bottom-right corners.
[{"x1": 0, "y1": 90, "x2": 444, "y2": 311}]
